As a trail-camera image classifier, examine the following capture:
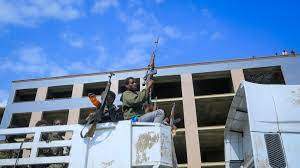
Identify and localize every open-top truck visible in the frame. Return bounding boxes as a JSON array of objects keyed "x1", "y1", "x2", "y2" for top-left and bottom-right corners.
[
  {"x1": 0, "y1": 121, "x2": 175, "y2": 167},
  {"x1": 225, "y1": 81, "x2": 300, "y2": 168}
]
